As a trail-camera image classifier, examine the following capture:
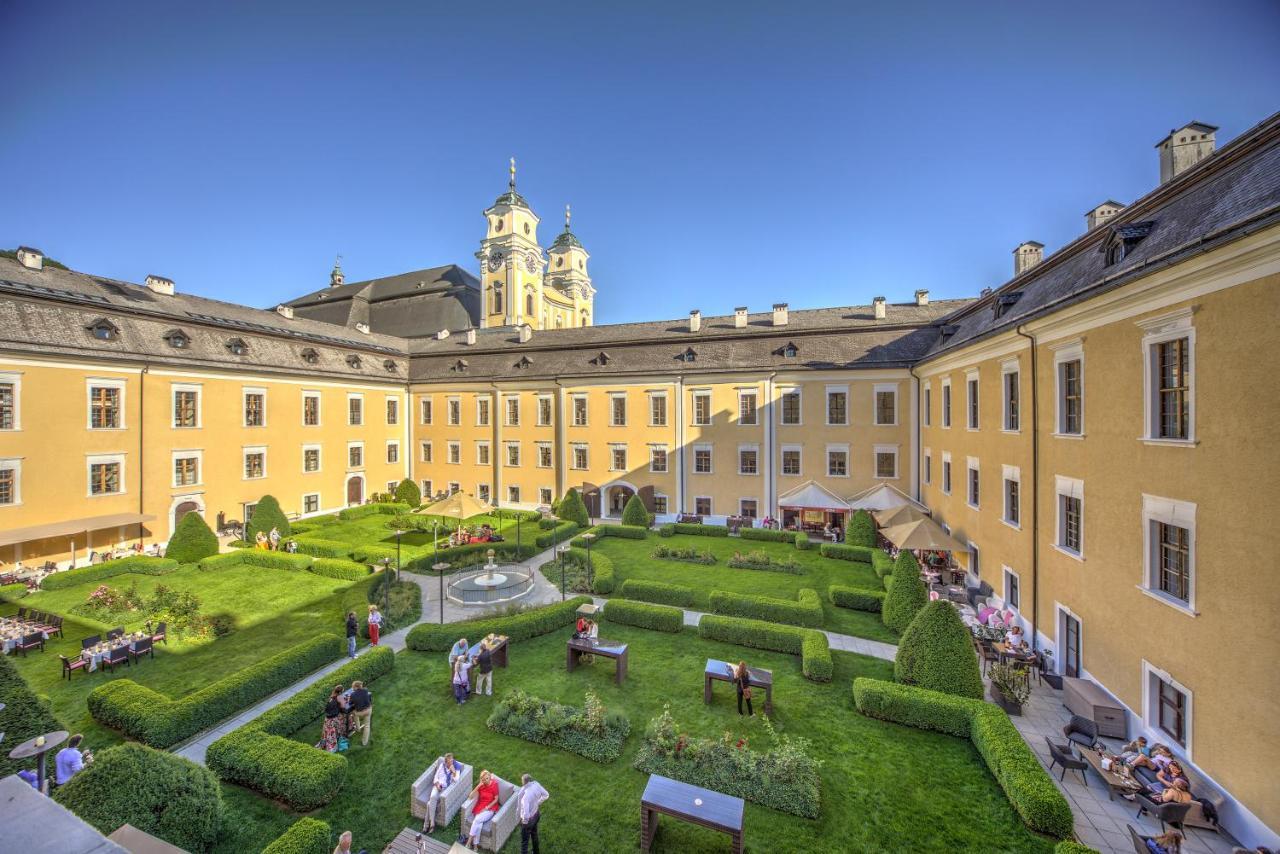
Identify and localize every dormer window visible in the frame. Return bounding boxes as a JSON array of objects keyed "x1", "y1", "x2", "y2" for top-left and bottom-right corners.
[
  {"x1": 86, "y1": 318, "x2": 119, "y2": 341},
  {"x1": 592, "y1": 351, "x2": 610, "y2": 366},
  {"x1": 452, "y1": 359, "x2": 469, "y2": 372},
  {"x1": 777, "y1": 342, "x2": 799, "y2": 358},
  {"x1": 226, "y1": 337, "x2": 248, "y2": 356},
  {"x1": 679, "y1": 347, "x2": 697, "y2": 363},
  {"x1": 383, "y1": 359, "x2": 398, "y2": 372},
  {"x1": 939, "y1": 325, "x2": 959, "y2": 338},
  {"x1": 300, "y1": 347, "x2": 320, "y2": 365},
  {"x1": 346, "y1": 354, "x2": 362, "y2": 369},
  {"x1": 993, "y1": 293, "x2": 1022, "y2": 319},
  {"x1": 1102, "y1": 221, "x2": 1155, "y2": 267},
  {"x1": 516, "y1": 356, "x2": 533, "y2": 369},
  {"x1": 164, "y1": 329, "x2": 190, "y2": 349}
]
